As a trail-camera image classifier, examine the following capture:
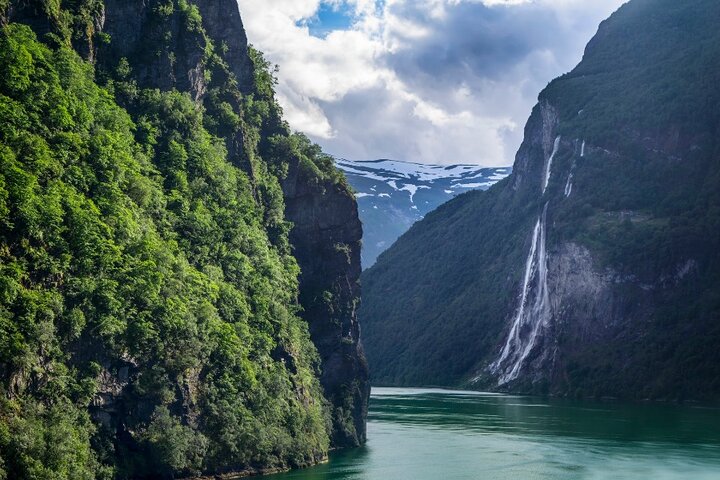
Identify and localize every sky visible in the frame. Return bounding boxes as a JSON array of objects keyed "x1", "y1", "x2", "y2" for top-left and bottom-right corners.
[{"x1": 235, "y1": 0, "x2": 627, "y2": 166}]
